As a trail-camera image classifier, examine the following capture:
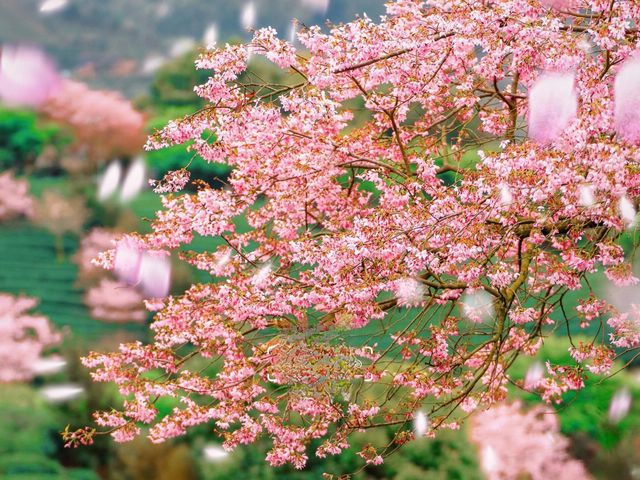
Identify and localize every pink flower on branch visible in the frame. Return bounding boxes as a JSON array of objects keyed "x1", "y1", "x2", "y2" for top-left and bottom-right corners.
[{"x1": 67, "y1": 0, "x2": 640, "y2": 472}]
